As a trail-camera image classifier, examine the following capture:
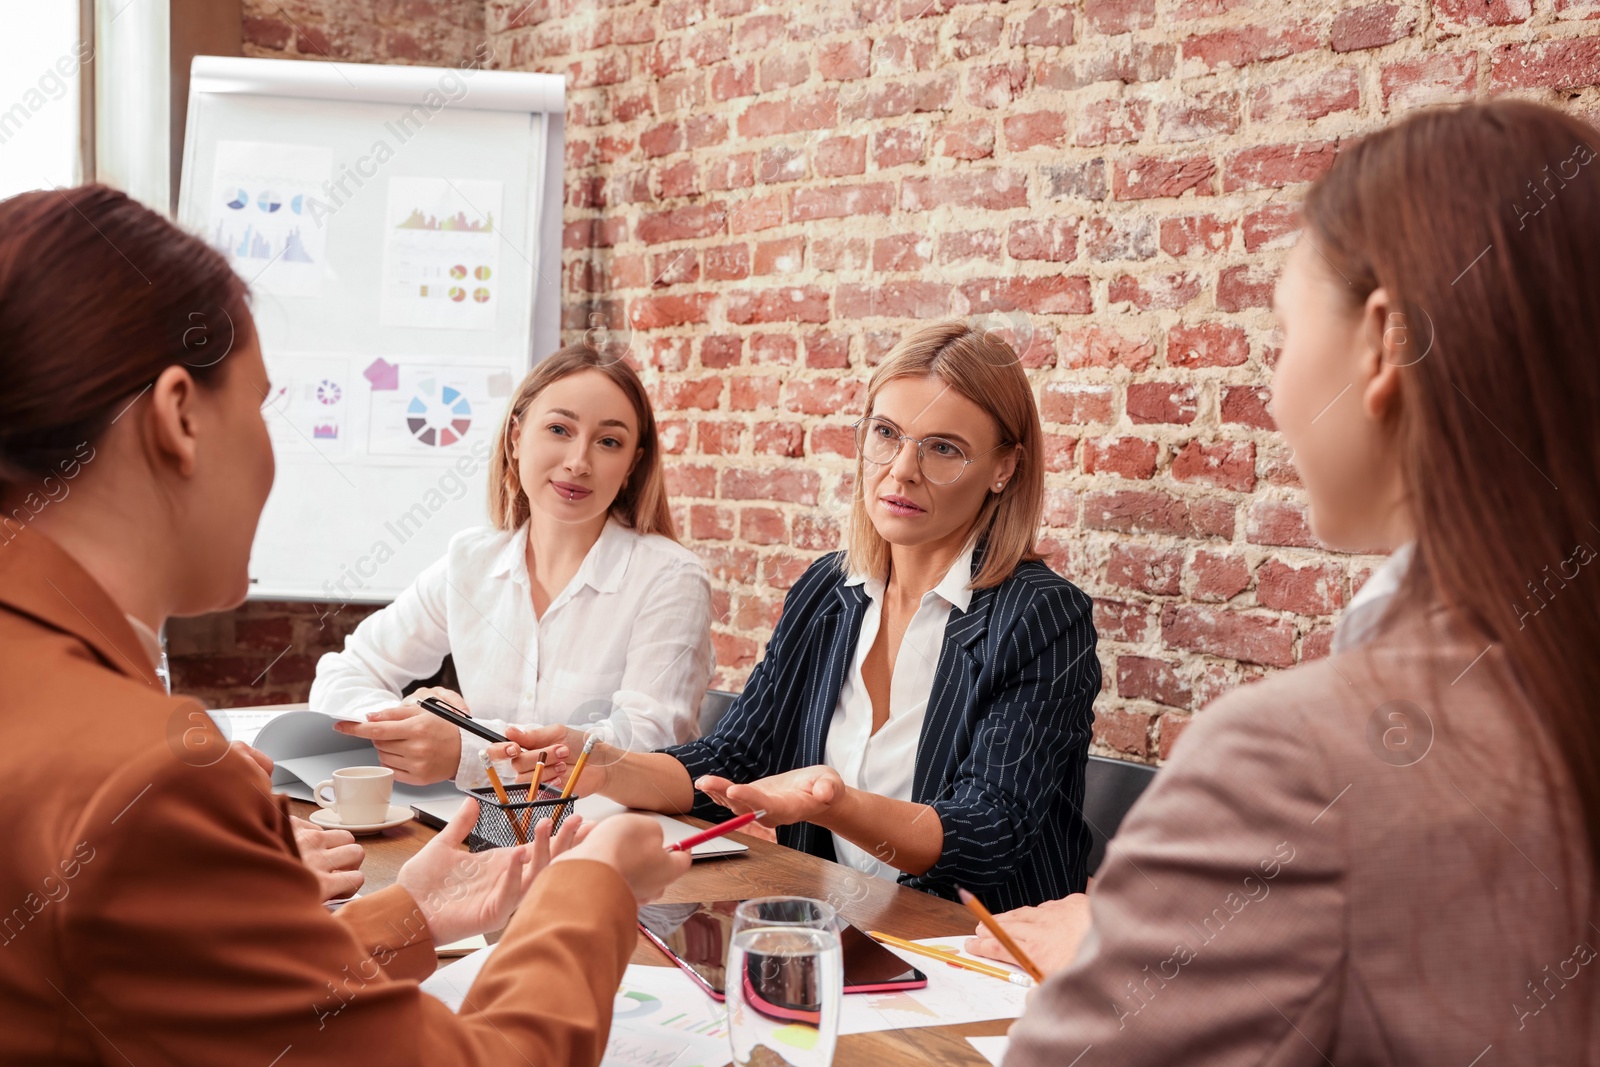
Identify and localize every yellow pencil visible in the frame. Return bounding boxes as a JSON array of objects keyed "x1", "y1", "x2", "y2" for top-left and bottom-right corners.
[
  {"x1": 516, "y1": 750, "x2": 549, "y2": 838},
  {"x1": 558, "y1": 733, "x2": 596, "y2": 800},
  {"x1": 867, "y1": 931, "x2": 1033, "y2": 988},
  {"x1": 958, "y1": 887, "x2": 1045, "y2": 983},
  {"x1": 480, "y1": 753, "x2": 526, "y2": 845}
]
